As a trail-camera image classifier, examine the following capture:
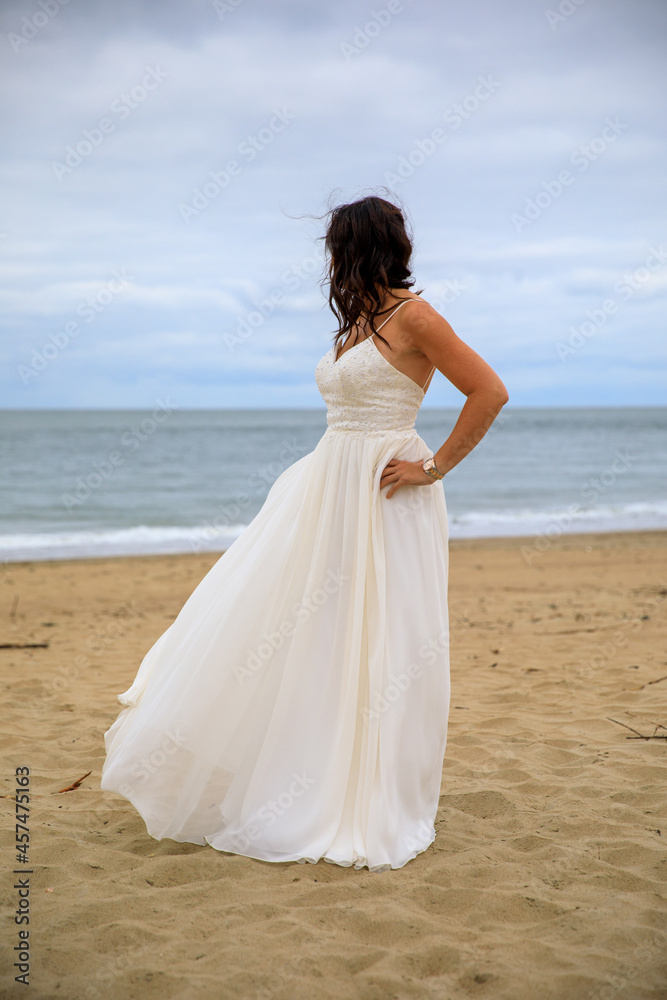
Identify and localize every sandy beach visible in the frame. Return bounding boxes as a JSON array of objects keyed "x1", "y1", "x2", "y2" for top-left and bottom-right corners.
[{"x1": 1, "y1": 528, "x2": 666, "y2": 1000}]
